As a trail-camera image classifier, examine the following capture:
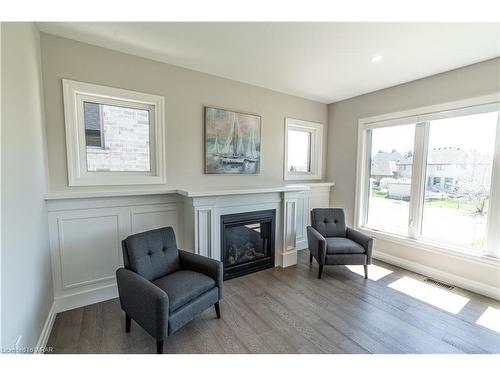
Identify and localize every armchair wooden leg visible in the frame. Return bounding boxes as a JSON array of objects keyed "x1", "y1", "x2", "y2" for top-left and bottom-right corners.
[
  {"x1": 318, "y1": 265, "x2": 323, "y2": 279},
  {"x1": 310, "y1": 252, "x2": 313, "y2": 263},
  {"x1": 125, "y1": 314, "x2": 131, "y2": 333},
  {"x1": 214, "y1": 301, "x2": 221, "y2": 319},
  {"x1": 157, "y1": 340, "x2": 164, "y2": 354},
  {"x1": 364, "y1": 265, "x2": 368, "y2": 279}
]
